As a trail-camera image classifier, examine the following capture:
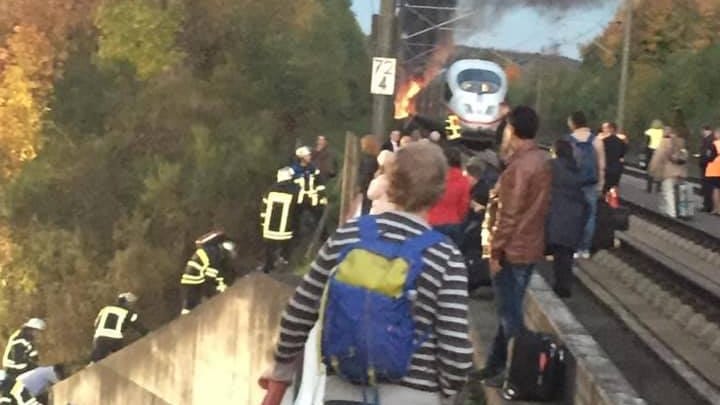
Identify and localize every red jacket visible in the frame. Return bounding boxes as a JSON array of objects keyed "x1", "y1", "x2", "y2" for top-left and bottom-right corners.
[{"x1": 428, "y1": 167, "x2": 471, "y2": 226}]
